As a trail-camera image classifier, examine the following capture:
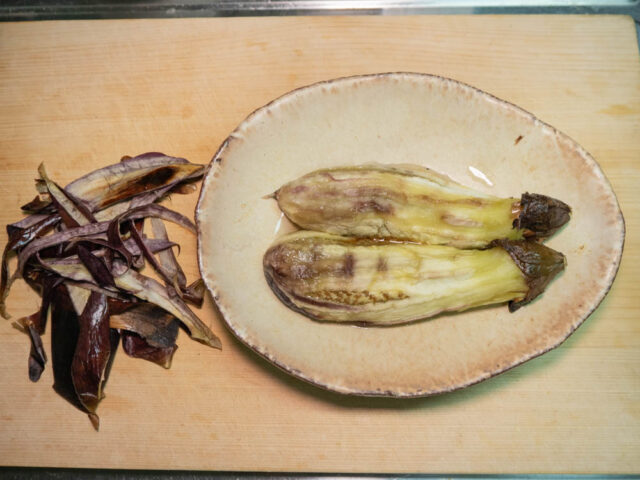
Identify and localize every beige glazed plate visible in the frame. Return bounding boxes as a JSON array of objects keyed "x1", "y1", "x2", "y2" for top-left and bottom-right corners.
[{"x1": 196, "y1": 73, "x2": 624, "y2": 396}]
